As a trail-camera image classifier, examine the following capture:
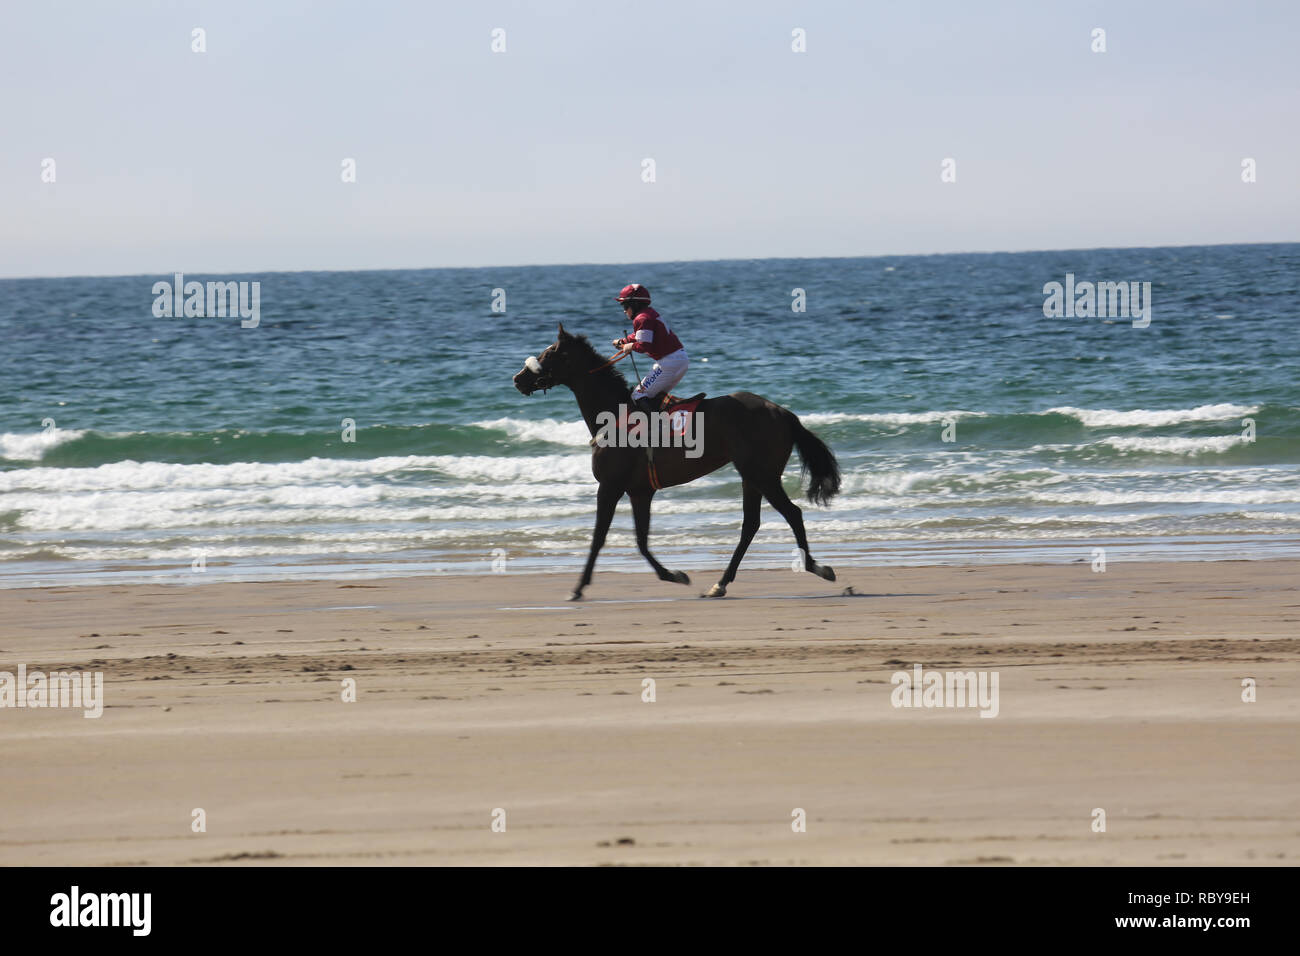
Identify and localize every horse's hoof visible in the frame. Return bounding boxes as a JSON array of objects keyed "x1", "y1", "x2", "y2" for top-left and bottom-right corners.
[
  {"x1": 671, "y1": 570, "x2": 690, "y2": 586},
  {"x1": 705, "y1": 583, "x2": 726, "y2": 598},
  {"x1": 568, "y1": 590, "x2": 584, "y2": 602},
  {"x1": 815, "y1": 564, "x2": 836, "y2": 582}
]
